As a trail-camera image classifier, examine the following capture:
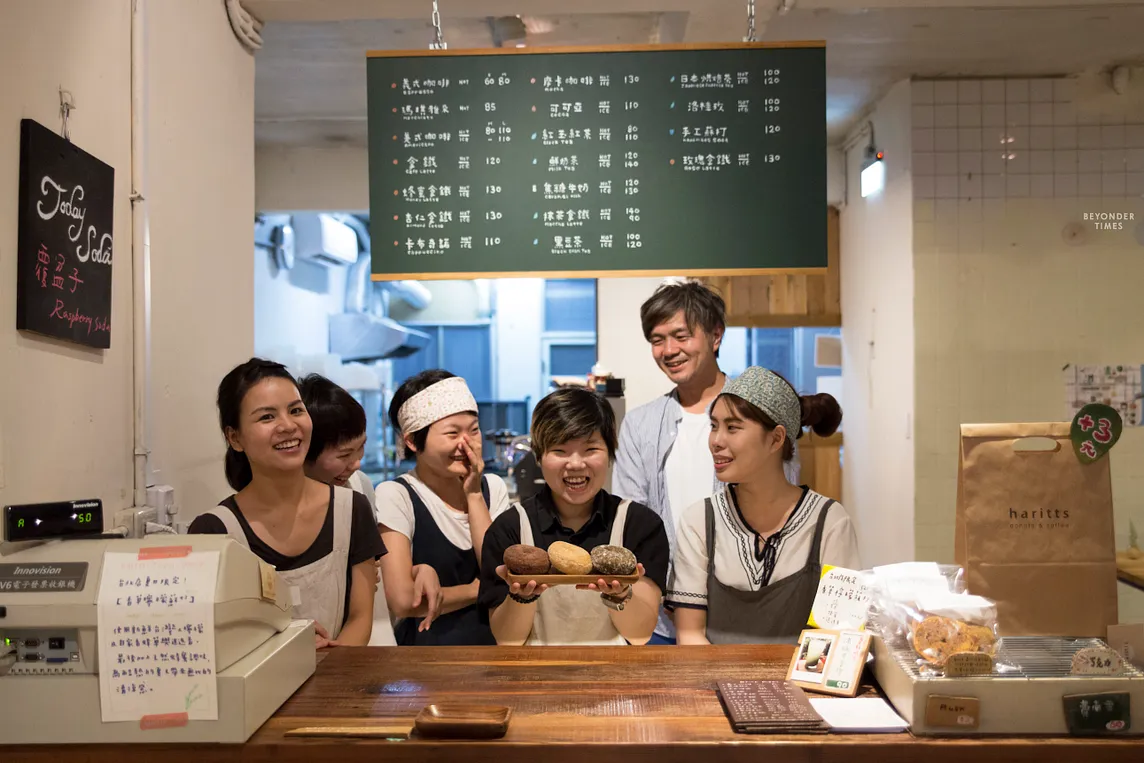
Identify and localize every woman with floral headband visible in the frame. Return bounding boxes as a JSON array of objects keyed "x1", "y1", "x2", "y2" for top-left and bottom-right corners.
[
  {"x1": 374, "y1": 370, "x2": 511, "y2": 645},
  {"x1": 666, "y1": 366, "x2": 860, "y2": 644}
]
